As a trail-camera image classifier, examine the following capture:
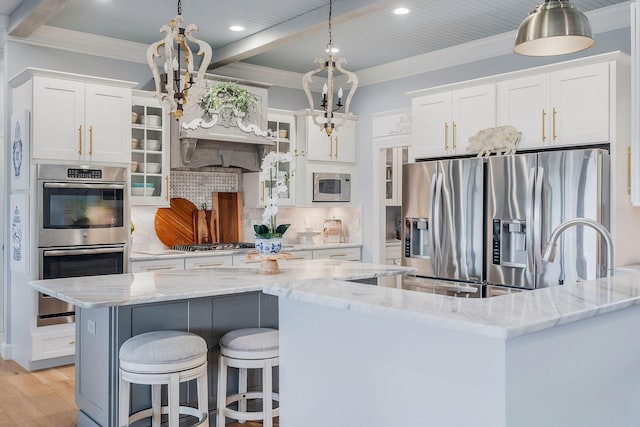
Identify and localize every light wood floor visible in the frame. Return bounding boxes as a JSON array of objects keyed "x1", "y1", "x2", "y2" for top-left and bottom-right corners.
[
  {"x1": 0, "y1": 357, "x2": 76, "y2": 426},
  {"x1": 0, "y1": 356, "x2": 278, "y2": 427}
]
